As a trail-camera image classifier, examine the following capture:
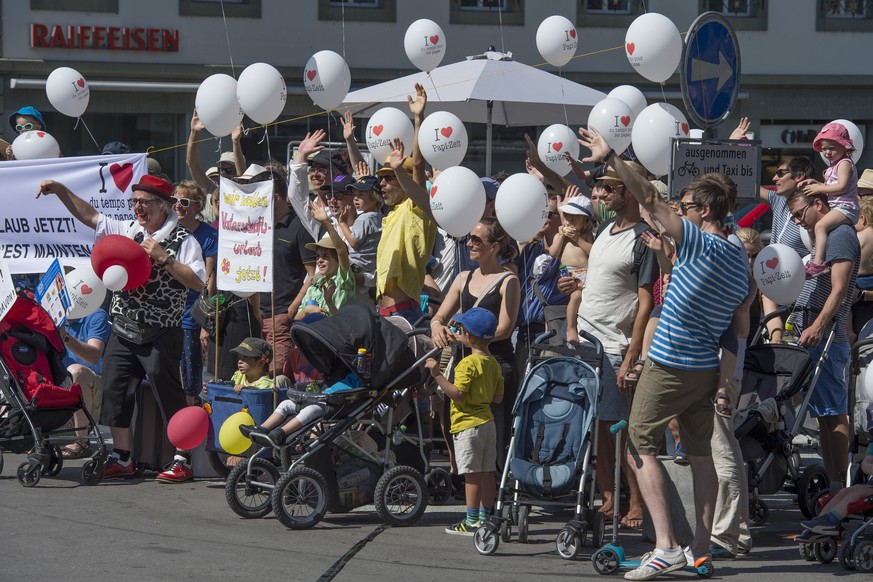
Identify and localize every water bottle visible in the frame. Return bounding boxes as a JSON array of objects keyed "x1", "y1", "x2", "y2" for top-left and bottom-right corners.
[
  {"x1": 391, "y1": 424, "x2": 407, "y2": 446},
  {"x1": 559, "y1": 264, "x2": 571, "y2": 279},
  {"x1": 354, "y1": 348, "x2": 367, "y2": 375}
]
